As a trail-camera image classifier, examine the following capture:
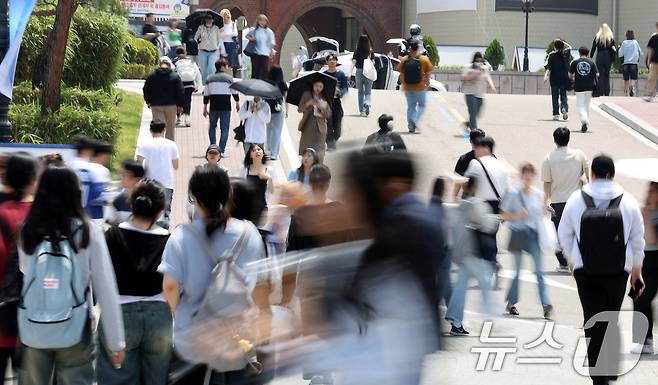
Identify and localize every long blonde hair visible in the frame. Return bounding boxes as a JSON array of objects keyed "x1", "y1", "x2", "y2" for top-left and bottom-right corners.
[
  {"x1": 595, "y1": 24, "x2": 614, "y2": 44},
  {"x1": 219, "y1": 9, "x2": 232, "y2": 21}
]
